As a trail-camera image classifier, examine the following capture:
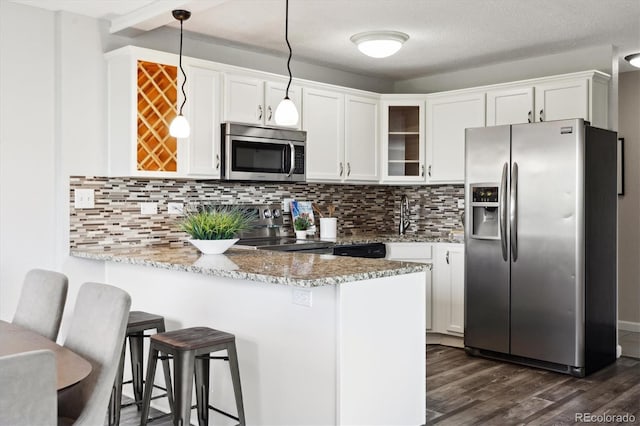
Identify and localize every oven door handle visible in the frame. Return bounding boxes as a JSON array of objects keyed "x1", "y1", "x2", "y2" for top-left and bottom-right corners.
[{"x1": 287, "y1": 142, "x2": 295, "y2": 177}]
